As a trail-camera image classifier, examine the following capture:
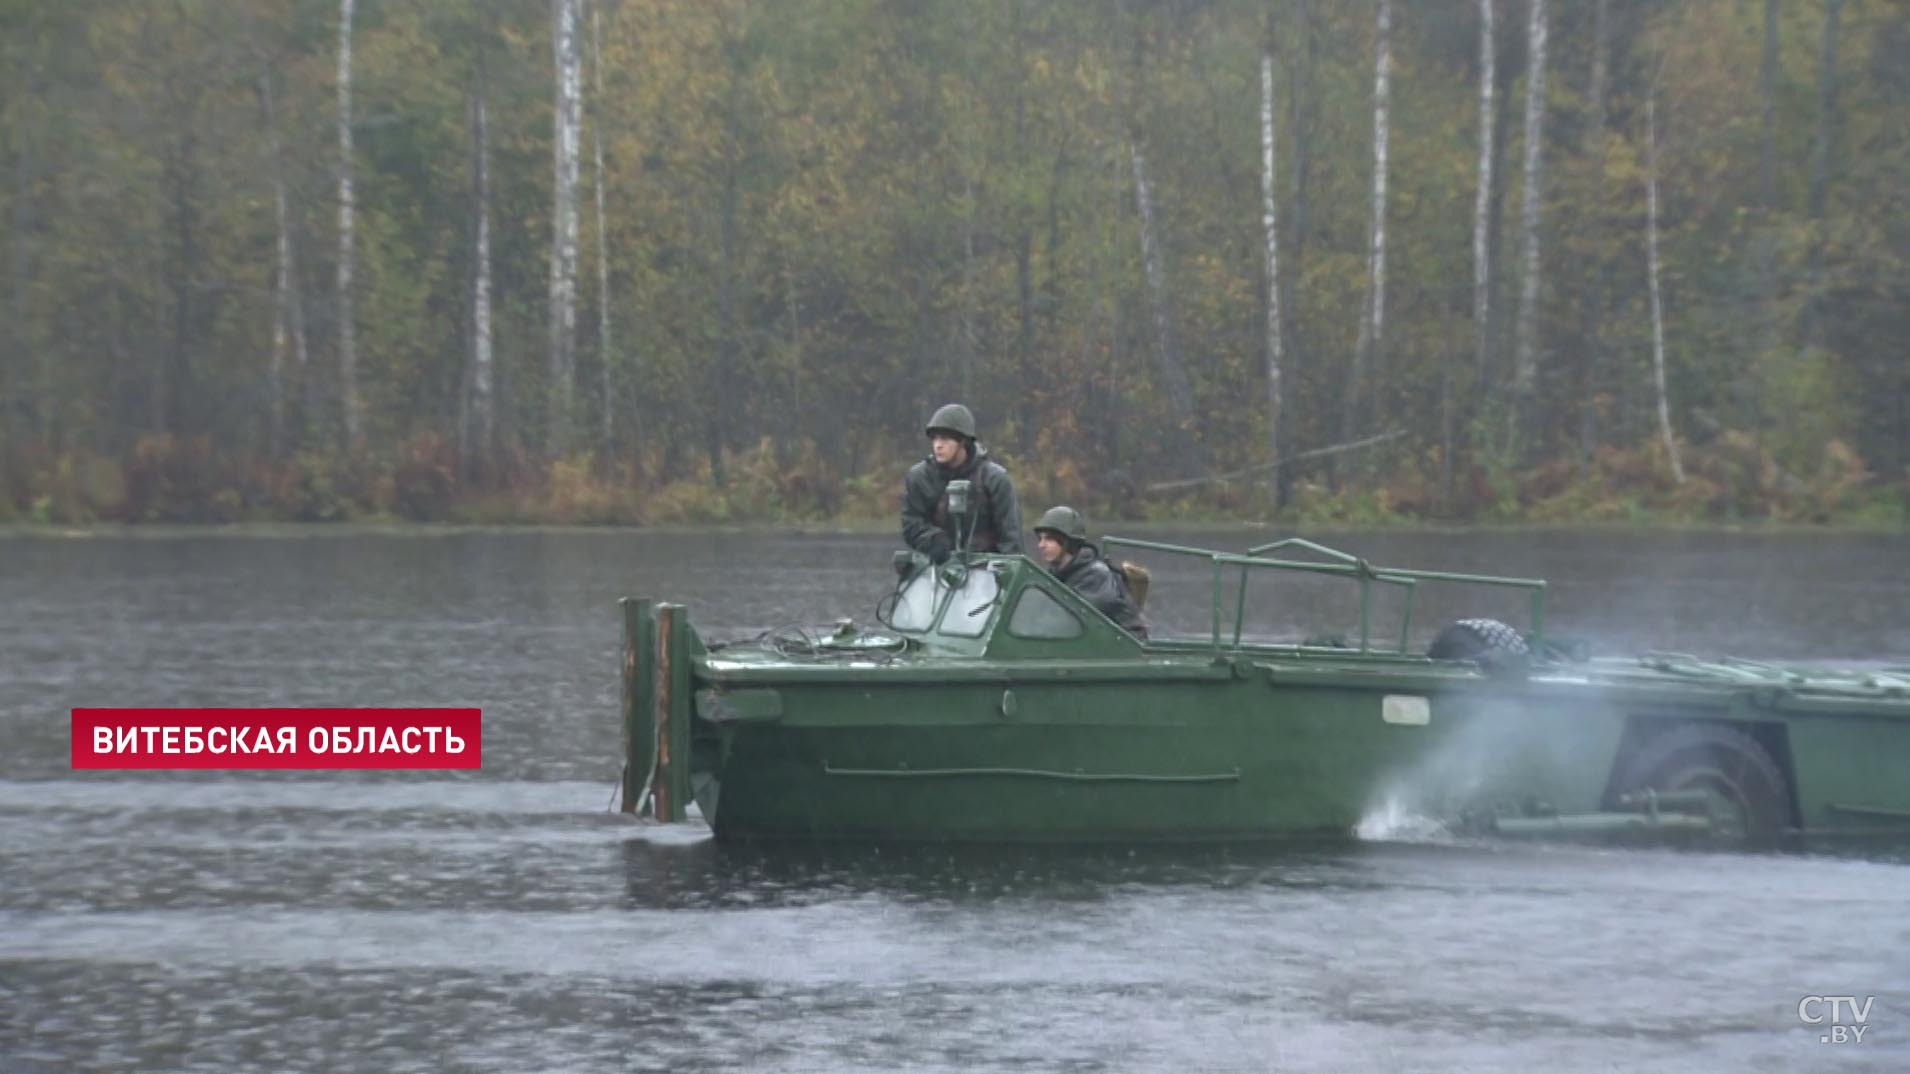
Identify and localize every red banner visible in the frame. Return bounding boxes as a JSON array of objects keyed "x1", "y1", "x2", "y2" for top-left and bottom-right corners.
[{"x1": 70, "y1": 708, "x2": 483, "y2": 770}]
